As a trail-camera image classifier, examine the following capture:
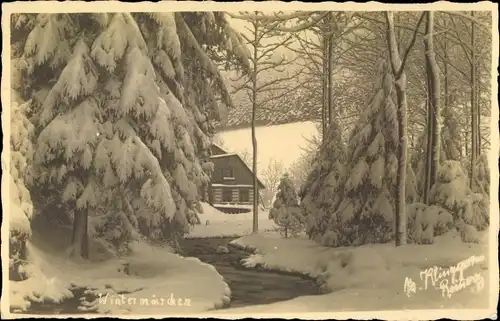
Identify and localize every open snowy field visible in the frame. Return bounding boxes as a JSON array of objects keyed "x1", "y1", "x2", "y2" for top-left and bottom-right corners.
[
  {"x1": 215, "y1": 121, "x2": 319, "y2": 173},
  {"x1": 10, "y1": 217, "x2": 231, "y2": 316},
  {"x1": 187, "y1": 203, "x2": 277, "y2": 238},
  {"x1": 209, "y1": 230, "x2": 493, "y2": 316}
]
